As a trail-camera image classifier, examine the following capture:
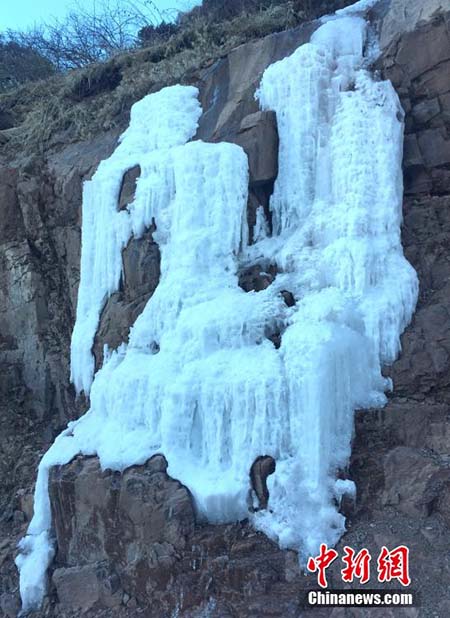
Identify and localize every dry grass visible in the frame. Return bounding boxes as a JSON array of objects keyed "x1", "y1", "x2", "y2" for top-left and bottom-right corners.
[{"x1": 0, "y1": 0, "x2": 352, "y2": 154}]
